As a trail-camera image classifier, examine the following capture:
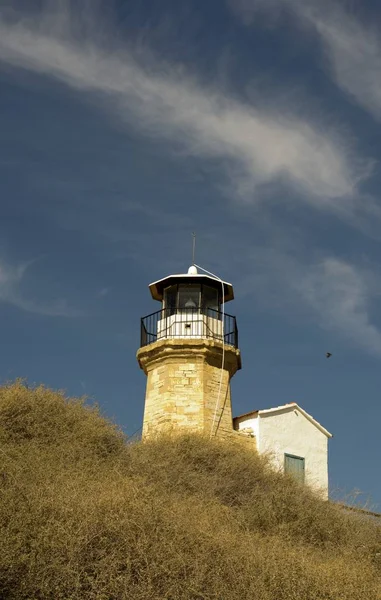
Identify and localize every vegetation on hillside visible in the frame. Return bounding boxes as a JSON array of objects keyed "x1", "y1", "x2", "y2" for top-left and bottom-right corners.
[{"x1": 0, "y1": 381, "x2": 380, "y2": 599}]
